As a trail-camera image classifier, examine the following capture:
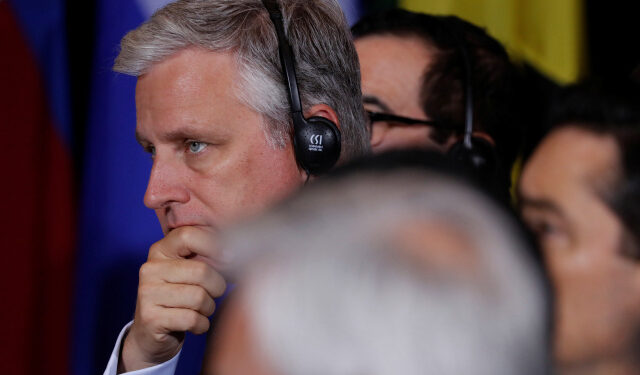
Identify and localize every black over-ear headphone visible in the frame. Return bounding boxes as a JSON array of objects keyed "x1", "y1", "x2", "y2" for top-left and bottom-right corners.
[
  {"x1": 261, "y1": 0, "x2": 342, "y2": 176},
  {"x1": 446, "y1": 20, "x2": 498, "y2": 180}
]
